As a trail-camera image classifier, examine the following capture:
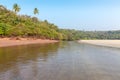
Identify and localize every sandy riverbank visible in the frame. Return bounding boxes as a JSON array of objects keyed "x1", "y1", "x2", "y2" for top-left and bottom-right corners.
[
  {"x1": 0, "y1": 38, "x2": 58, "y2": 47},
  {"x1": 78, "y1": 40, "x2": 120, "y2": 48}
]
